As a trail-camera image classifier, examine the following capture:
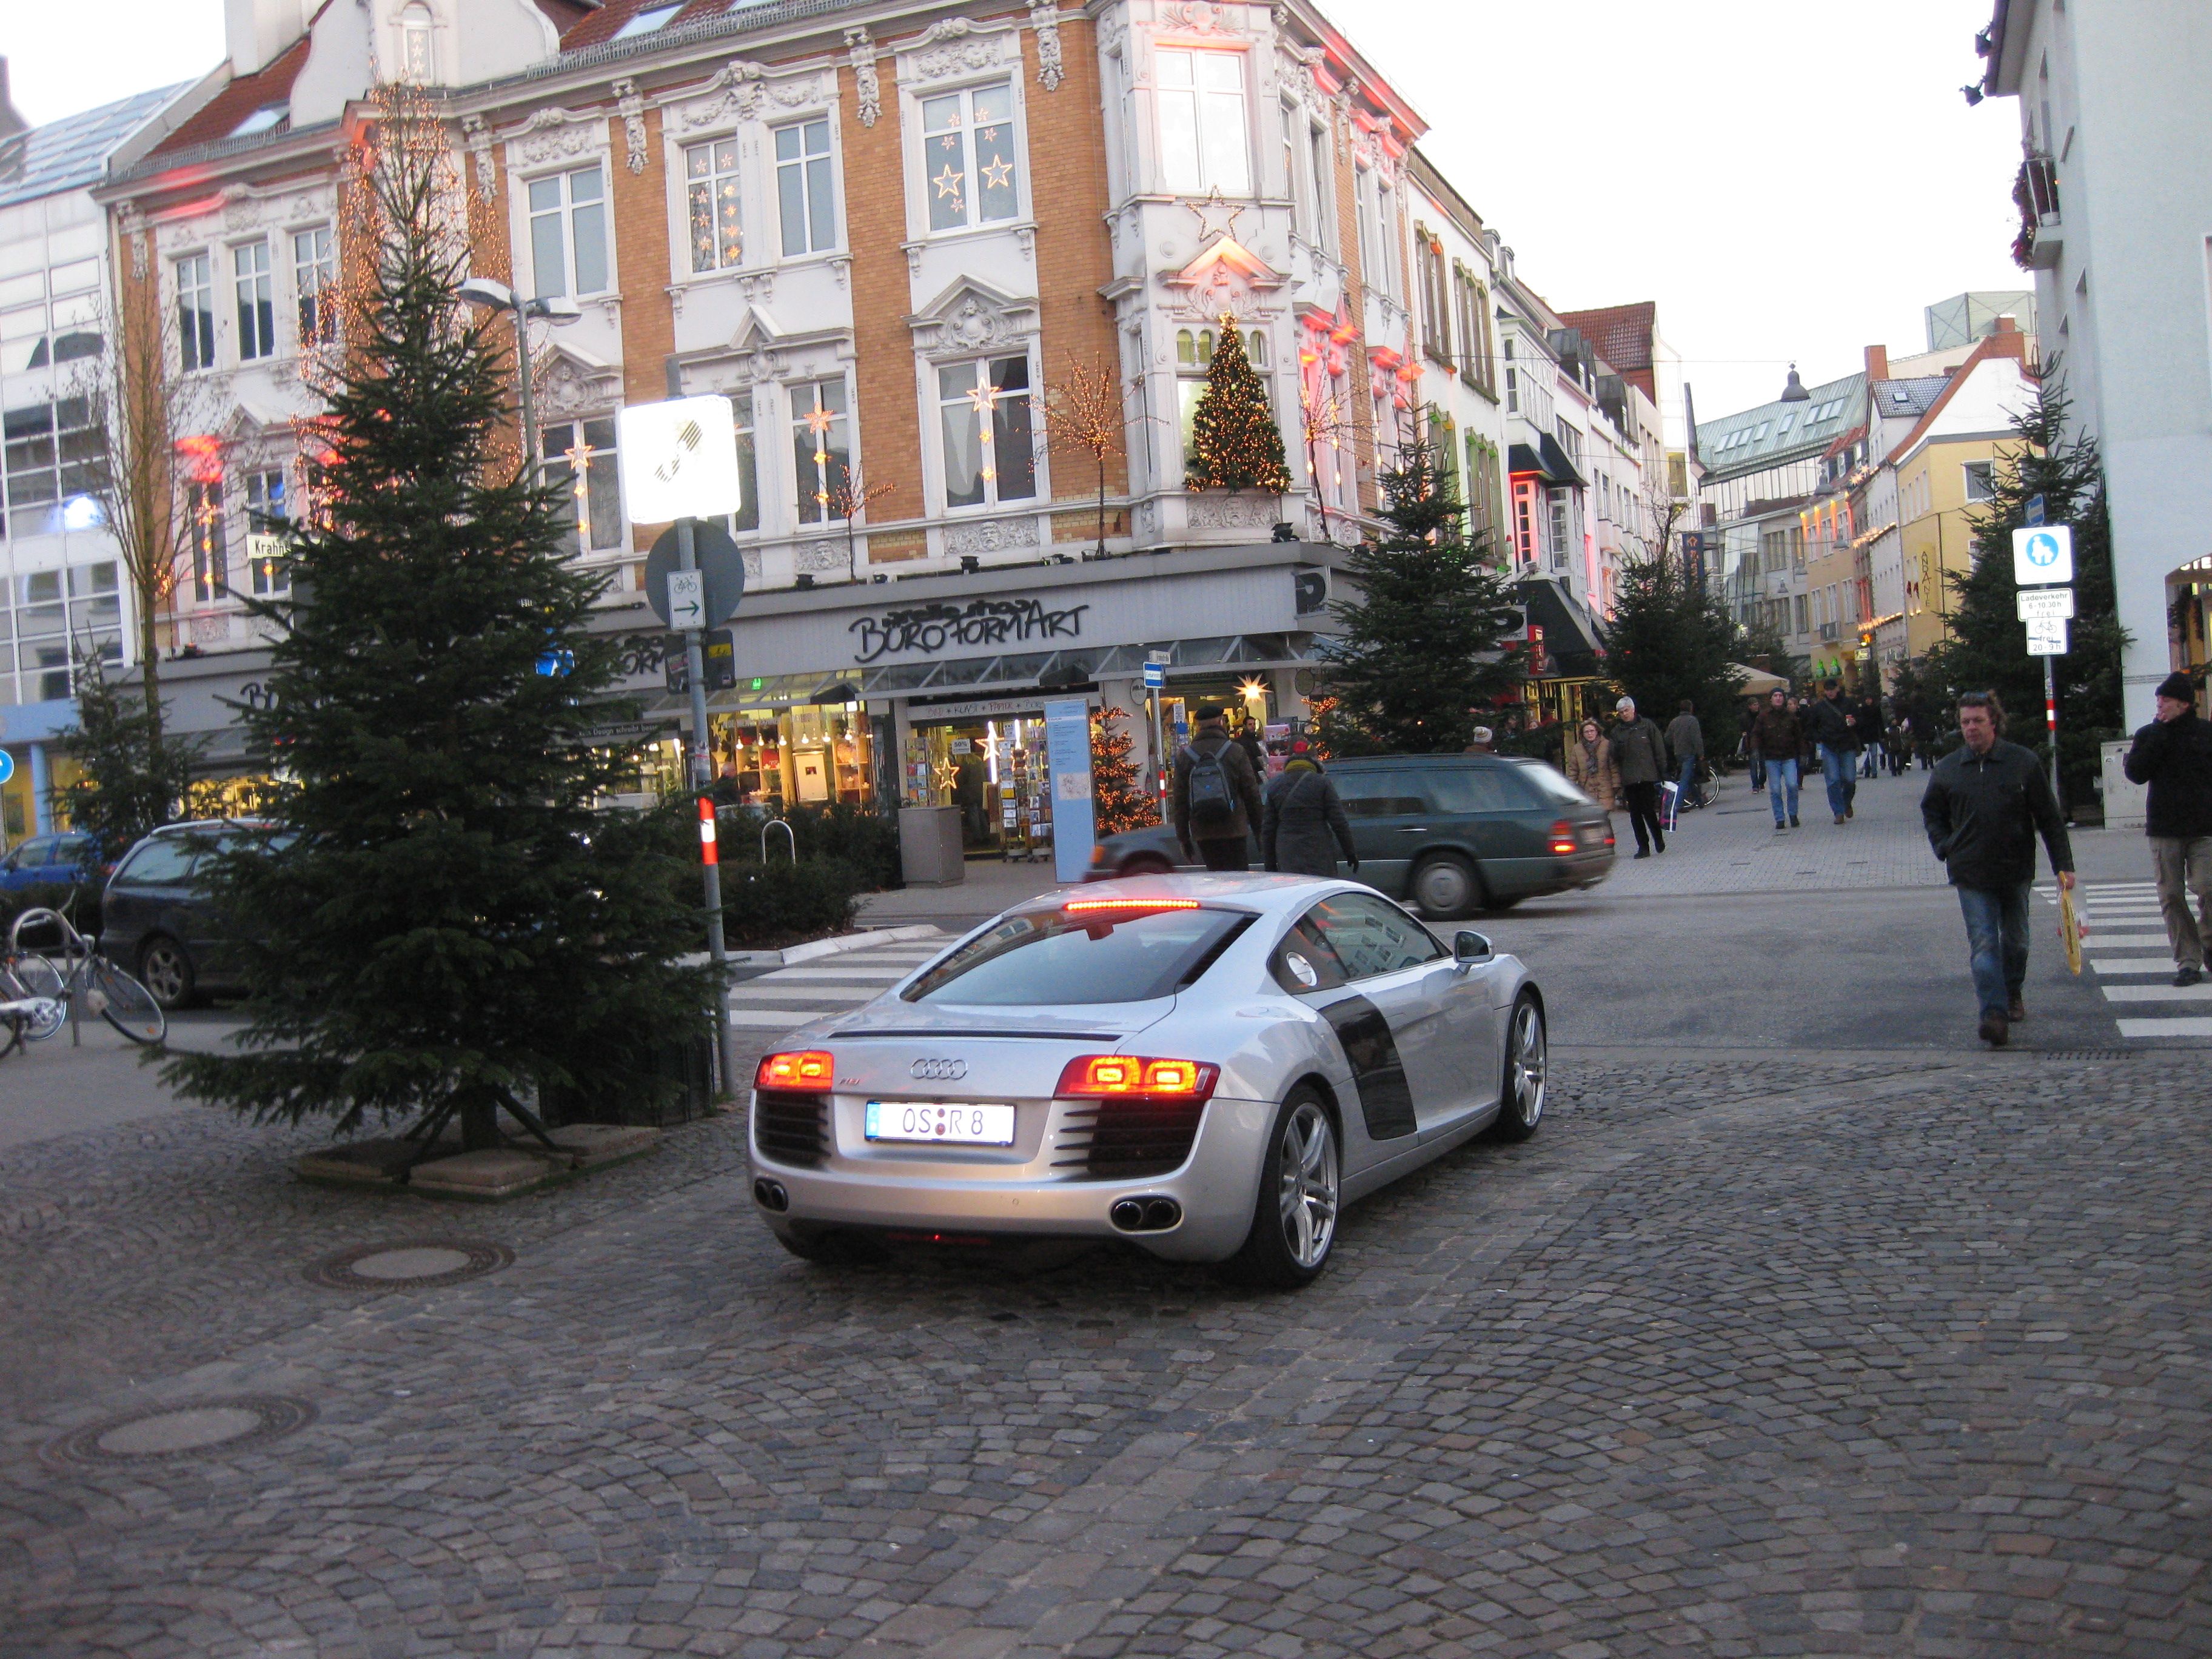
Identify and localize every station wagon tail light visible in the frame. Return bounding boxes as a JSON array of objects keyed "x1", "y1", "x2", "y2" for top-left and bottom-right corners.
[
  {"x1": 1548, "y1": 819, "x2": 1578, "y2": 856},
  {"x1": 1057, "y1": 1055, "x2": 1220, "y2": 1099},
  {"x1": 757, "y1": 1050, "x2": 834, "y2": 1091},
  {"x1": 1064, "y1": 897, "x2": 1201, "y2": 913}
]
